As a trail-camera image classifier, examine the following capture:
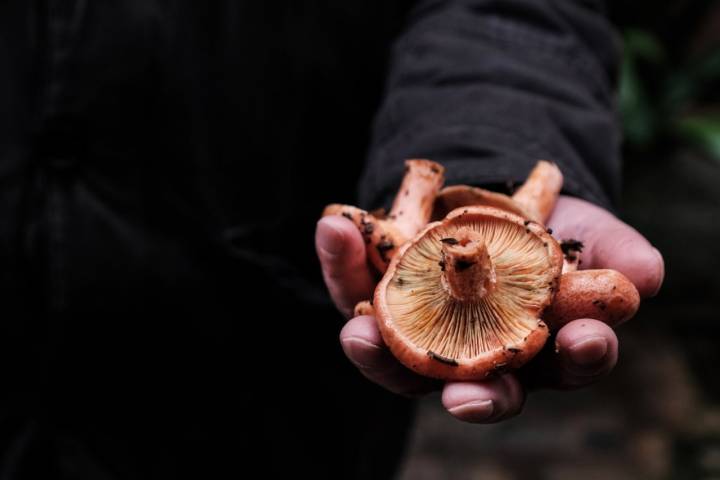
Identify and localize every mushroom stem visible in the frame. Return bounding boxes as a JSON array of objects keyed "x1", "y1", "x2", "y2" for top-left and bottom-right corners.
[
  {"x1": 322, "y1": 159, "x2": 445, "y2": 273},
  {"x1": 439, "y1": 228, "x2": 496, "y2": 302},
  {"x1": 511, "y1": 160, "x2": 563, "y2": 223},
  {"x1": 544, "y1": 269, "x2": 640, "y2": 328},
  {"x1": 389, "y1": 159, "x2": 445, "y2": 240},
  {"x1": 322, "y1": 204, "x2": 404, "y2": 271}
]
